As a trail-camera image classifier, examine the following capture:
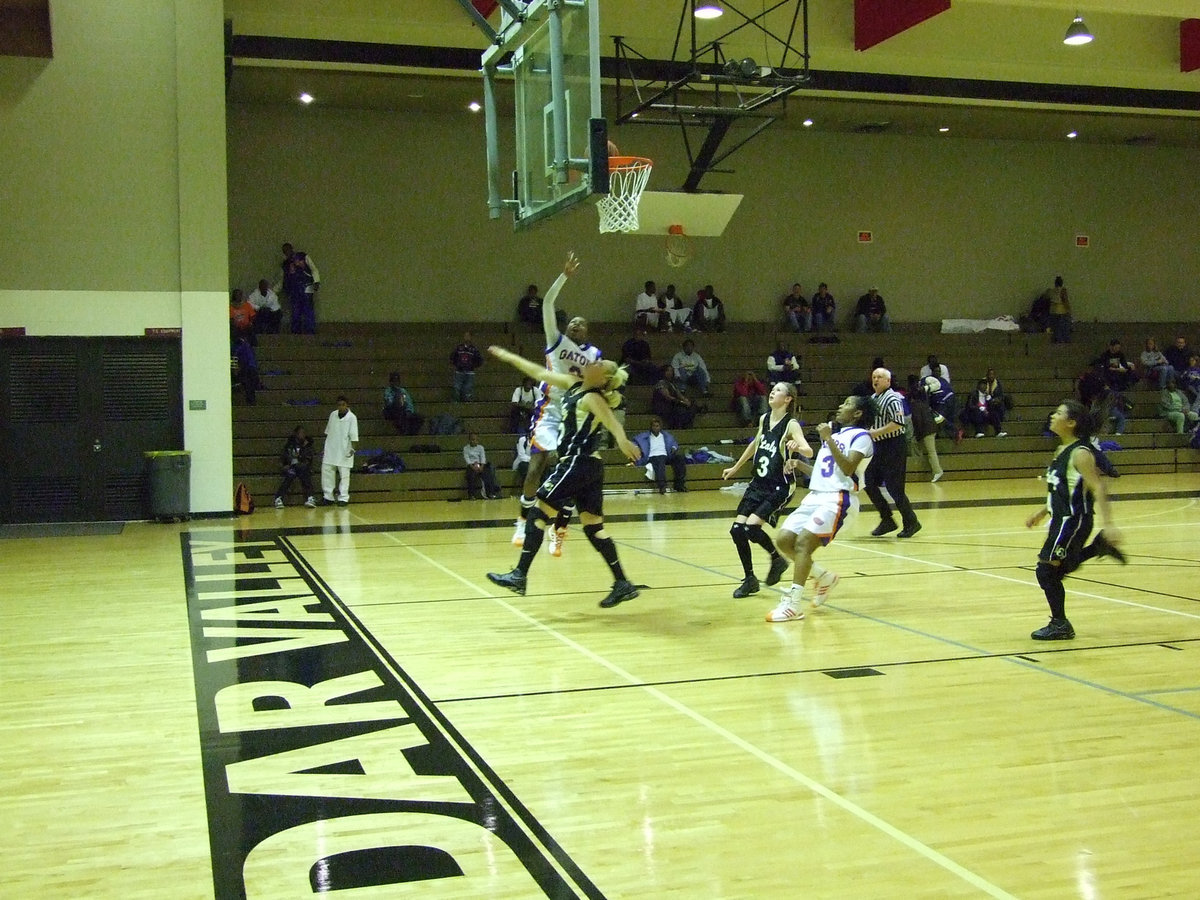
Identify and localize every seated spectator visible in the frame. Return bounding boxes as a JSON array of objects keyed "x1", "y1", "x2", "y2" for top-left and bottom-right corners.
[
  {"x1": 516, "y1": 284, "x2": 542, "y2": 327},
  {"x1": 513, "y1": 433, "x2": 531, "y2": 482},
  {"x1": 273, "y1": 425, "x2": 317, "y2": 508},
  {"x1": 671, "y1": 339, "x2": 711, "y2": 396},
  {"x1": 1077, "y1": 370, "x2": 1127, "y2": 434},
  {"x1": 692, "y1": 285, "x2": 725, "y2": 332},
  {"x1": 231, "y1": 336, "x2": 259, "y2": 405},
  {"x1": 982, "y1": 367, "x2": 1011, "y2": 416},
  {"x1": 1095, "y1": 339, "x2": 1138, "y2": 391},
  {"x1": 959, "y1": 379, "x2": 1007, "y2": 437},
  {"x1": 463, "y1": 432, "x2": 503, "y2": 499},
  {"x1": 853, "y1": 287, "x2": 890, "y2": 333},
  {"x1": 634, "y1": 280, "x2": 661, "y2": 331},
  {"x1": 631, "y1": 416, "x2": 688, "y2": 494},
  {"x1": 1159, "y1": 376, "x2": 1199, "y2": 434},
  {"x1": 811, "y1": 283, "x2": 836, "y2": 332},
  {"x1": 248, "y1": 279, "x2": 282, "y2": 334},
  {"x1": 1026, "y1": 290, "x2": 1051, "y2": 334},
  {"x1": 766, "y1": 341, "x2": 802, "y2": 386},
  {"x1": 652, "y1": 365, "x2": 702, "y2": 430},
  {"x1": 383, "y1": 371, "x2": 424, "y2": 435},
  {"x1": 919, "y1": 354, "x2": 951, "y2": 384},
  {"x1": 782, "y1": 283, "x2": 811, "y2": 333},
  {"x1": 660, "y1": 284, "x2": 691, "y2": 332},
  {"x1": 620, "y1": 327, "x2": 659, "y2": 385},
  {"x1": 1140, "y1": 338, "x2": 1176, "y2": 389},
  {"x1": 731, "y1": 371, "x2": 768, "y2": 426},
  {"x1": 508, "y1": 376, "x2": 538, "y2": 434},
  {"x1": 229, "y1": 288, "x2": 256, "y2": 343},
  {"x1": 1164, "y1": 335, "x2": 1192, "y2": 375},
  {"x1": 904, "y1": 375, "x2": 943, "y2": 483},
  {"x1": 1178, "y1": 353, "x2": 1200, "y2": 411}
]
